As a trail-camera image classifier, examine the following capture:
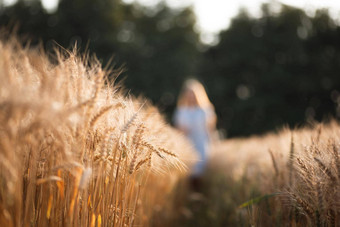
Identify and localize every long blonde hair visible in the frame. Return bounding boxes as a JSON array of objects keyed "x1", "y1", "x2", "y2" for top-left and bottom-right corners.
[{"x1": 177, "y1": 79, "x2": 213, "y2": 108}]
